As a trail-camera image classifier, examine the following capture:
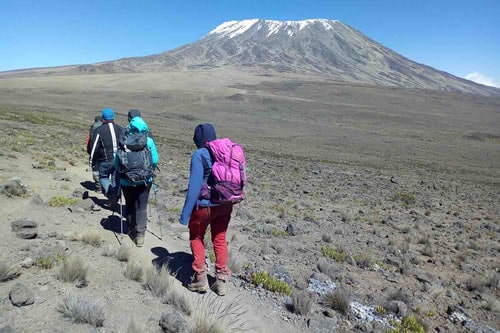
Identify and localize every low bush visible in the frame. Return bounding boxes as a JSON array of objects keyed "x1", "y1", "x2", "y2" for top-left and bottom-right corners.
[
  {"x1": 251, "y1": 271, "x2": 292, "y2": 296},
  {"x1": 389, "y1": 316, "x2": 425, "y2": 333},
  {"x1": 48, "y1": 196, "x2": 79, "y2": 207},
  {"x1": 321, "y1": 246, "x2": 347, "y2": 262}
]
